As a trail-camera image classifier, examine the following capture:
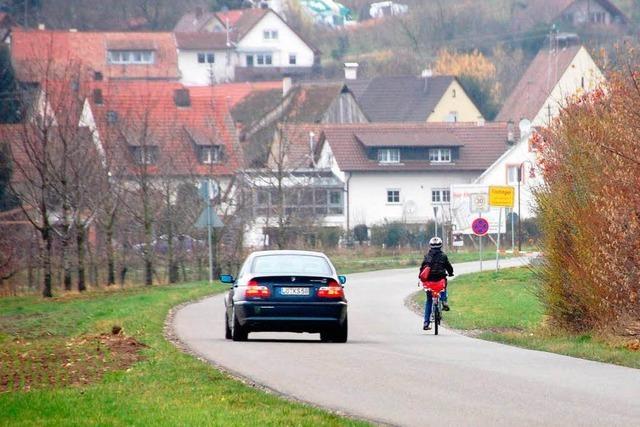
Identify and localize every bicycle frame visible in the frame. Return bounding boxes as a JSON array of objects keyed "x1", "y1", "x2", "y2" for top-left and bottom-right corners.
[{"x1": 426, "y1": 288, "x2": 444, "y2": 335}]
